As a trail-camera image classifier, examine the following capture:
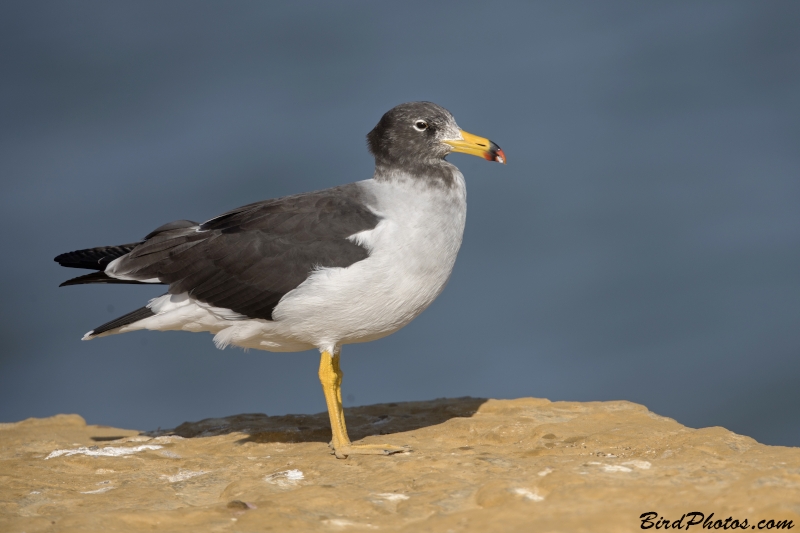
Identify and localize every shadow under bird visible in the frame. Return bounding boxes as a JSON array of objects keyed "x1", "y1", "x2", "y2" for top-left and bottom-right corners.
[{"x1": 55, "y1": 101, "x2": 505, "y2": 458}]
